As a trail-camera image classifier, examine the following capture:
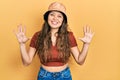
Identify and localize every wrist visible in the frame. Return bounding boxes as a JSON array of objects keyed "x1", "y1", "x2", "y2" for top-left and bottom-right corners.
[
  {"x1": 83, "y1": 42, "x2": 90, "y2": 46},
  {"x1": 19, "y1": 42, "x2": 25, "y2": 46}
]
